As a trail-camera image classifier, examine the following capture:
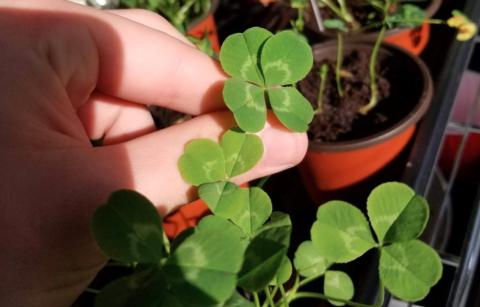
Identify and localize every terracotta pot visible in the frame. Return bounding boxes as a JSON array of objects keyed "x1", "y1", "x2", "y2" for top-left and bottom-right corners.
[
  {"x1": 187, "y1": 0, "x2": 220, "y2": 52},
  {"x1": 300, "y1": 41, "x2": 433, "y2": 191},
  {"x1": 305, "y1": 0, "x2": 442, "y2": 55}
]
